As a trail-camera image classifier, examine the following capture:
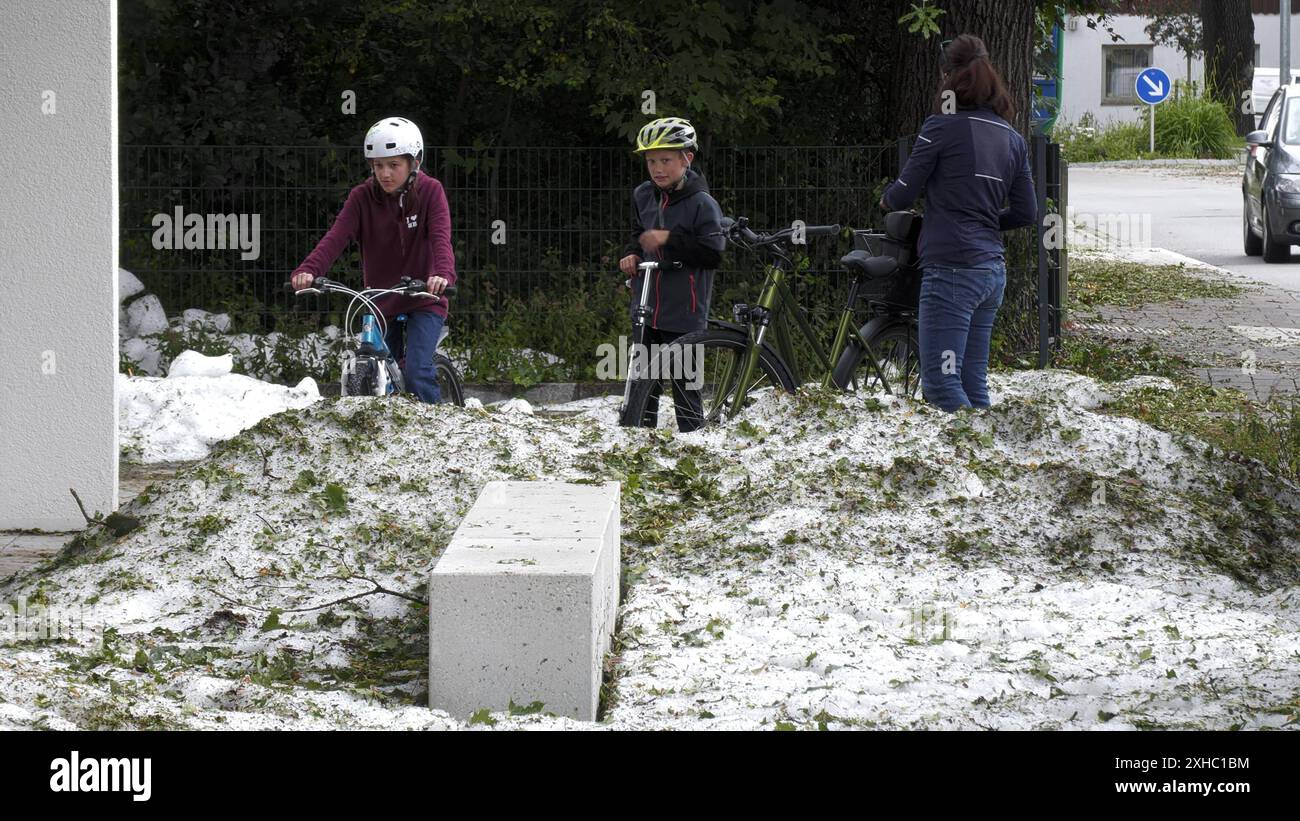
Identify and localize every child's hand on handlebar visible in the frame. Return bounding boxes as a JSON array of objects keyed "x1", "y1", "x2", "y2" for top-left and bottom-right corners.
[
  {"x1": 619, "y1": 254, "x2": 642, "y2": 277},
  {"x1": 291, "y1": 270, "x2": 315, "y2": 291}
]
